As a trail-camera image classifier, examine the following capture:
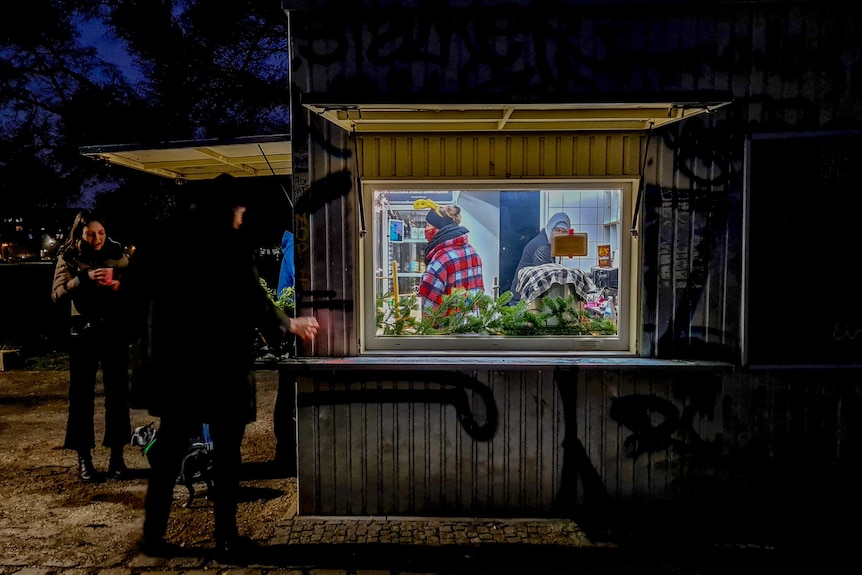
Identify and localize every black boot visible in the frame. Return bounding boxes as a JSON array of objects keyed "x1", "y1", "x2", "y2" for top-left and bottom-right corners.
[
  {"x1": 78, "y1": 453, "x2": 99, "y2": 483},
  {"x1": 136, "y1": 535, "x2": 183, "y2": 558},
  {"x1": 216, "y1": 536, "x2": 258, "y2": 565},
  {"x1": 107, "y1": 449, "x2": 129, "y2": 479}
]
